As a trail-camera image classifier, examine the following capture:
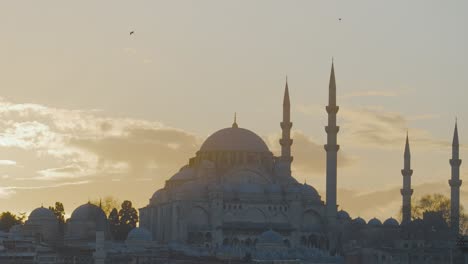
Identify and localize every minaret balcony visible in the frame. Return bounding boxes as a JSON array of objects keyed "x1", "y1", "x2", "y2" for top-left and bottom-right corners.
[
  {"x1": 280, "y1": 122, "x2": 293, "y2": 129},
  {"x1": 449, "y1": 179, "x2": 462, "y2": 187},
  {"x1": 326, "y1": 106, "x2": 339, "y2": 114},
  {"x1": 325, "y1": 126, "x2": 340, "y2": 133},
  {"x1": 400, "y1": 188, "x2": 414, "y2": 196},
  {"x1": 401, "y1": 169, "x2": 413, "y2": 177},
  {"x1": 279, "y1": 138, "x2": 293, "y2": 146},
  {"x1": 450, "y1": 159, "x2": 462, "y2": 166},
  {"x1": 324, "y1": 144, "x2": 340, "y2": 151}
]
